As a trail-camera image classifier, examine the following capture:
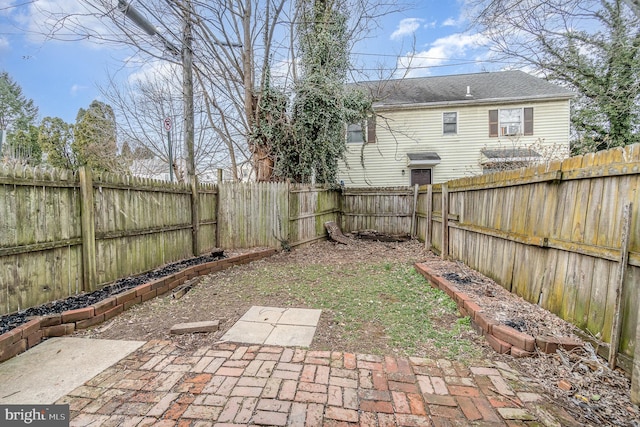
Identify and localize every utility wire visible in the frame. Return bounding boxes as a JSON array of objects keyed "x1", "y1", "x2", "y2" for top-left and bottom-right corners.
[{"x1": 0, "y1": 0, "x2": 37, "y2": 12}]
